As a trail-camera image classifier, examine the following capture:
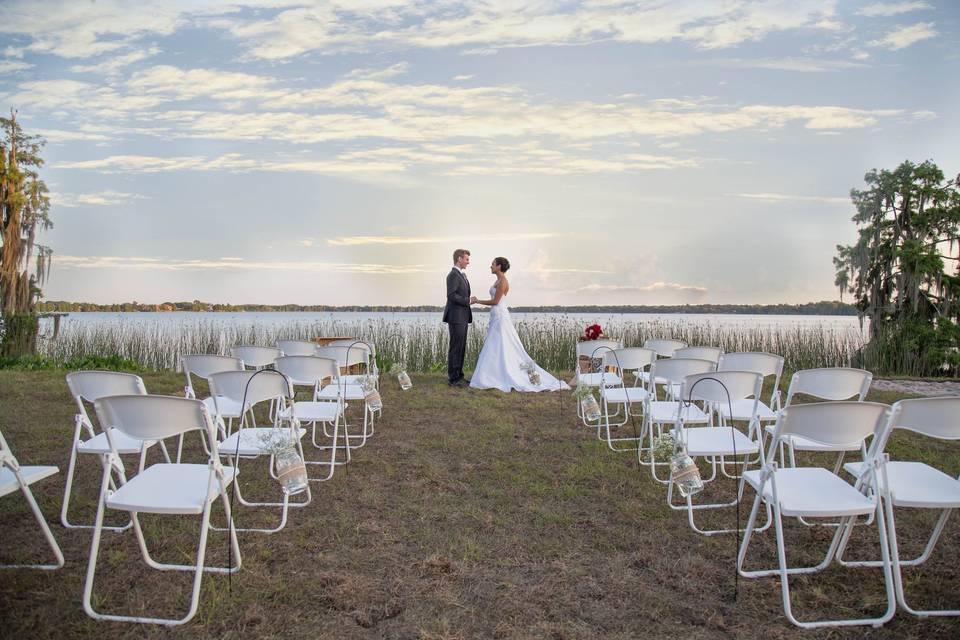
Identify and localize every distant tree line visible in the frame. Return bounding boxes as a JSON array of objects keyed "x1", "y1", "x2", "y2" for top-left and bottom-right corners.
[{"x1": 36, "y1": 300, "x2": 858, "y2": 315}]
